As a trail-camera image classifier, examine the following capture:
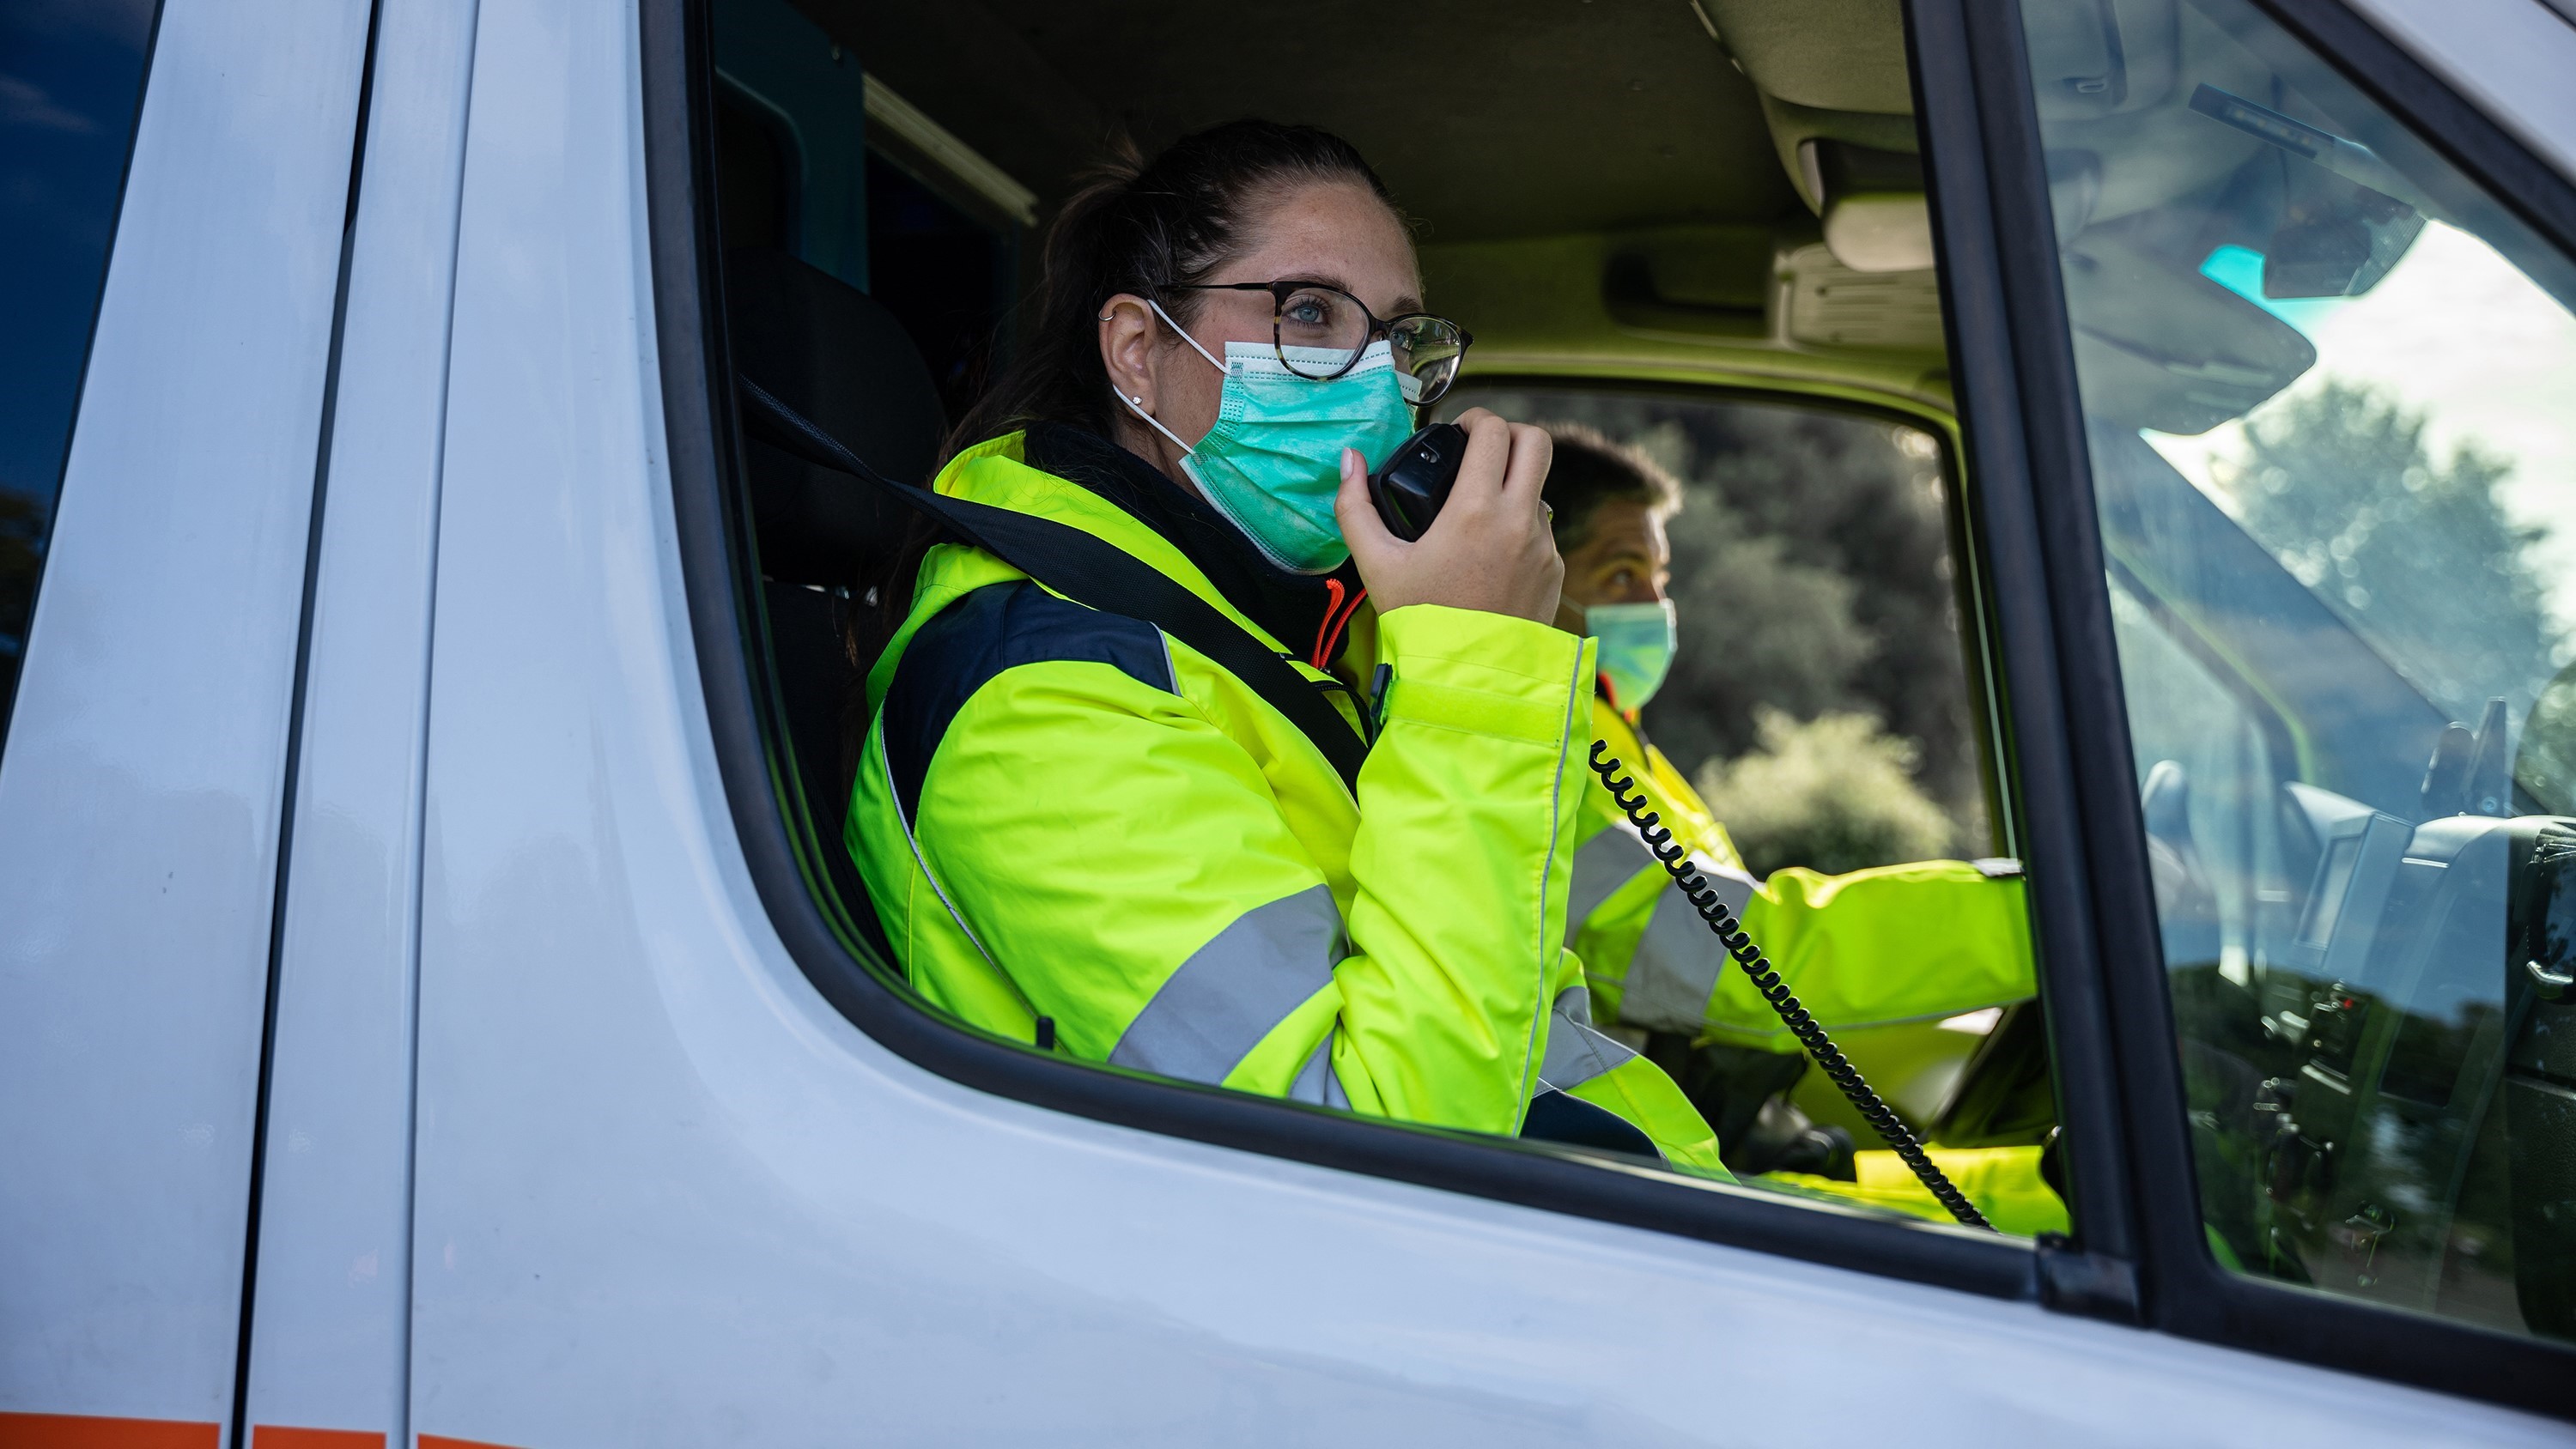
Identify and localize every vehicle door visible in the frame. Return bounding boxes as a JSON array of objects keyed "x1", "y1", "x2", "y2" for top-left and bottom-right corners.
[
  {"x1": 378, "y1": 2, "x2": 2576, "y2": 1446},
  {"x1": 0, "y1": 0, "x2": 375, "y2": 1440},
  {"x1": 17, "y1": 0, "x2": 2562, "y2": 1441}
]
